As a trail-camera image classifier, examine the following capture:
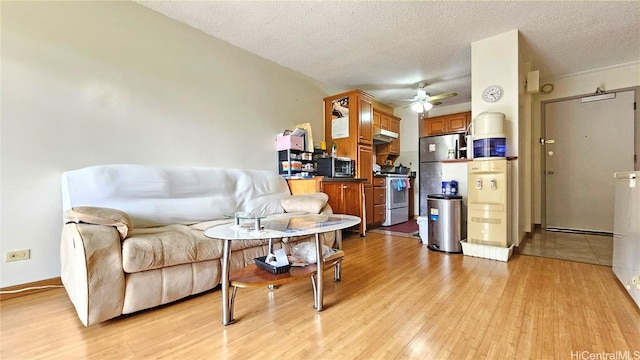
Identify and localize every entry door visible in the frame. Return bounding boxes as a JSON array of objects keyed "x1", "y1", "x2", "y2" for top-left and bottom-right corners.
[{"x1": 544, "y1": 90, "x2": 635, "y2": 233}]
